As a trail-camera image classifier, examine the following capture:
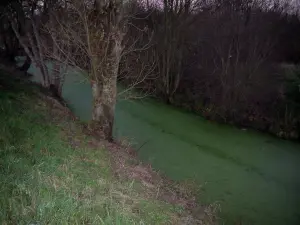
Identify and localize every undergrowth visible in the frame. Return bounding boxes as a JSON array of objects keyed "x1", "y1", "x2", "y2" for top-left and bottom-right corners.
[{"x1": 0, "y1": 71, "x2": 189, "y2": 224}]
